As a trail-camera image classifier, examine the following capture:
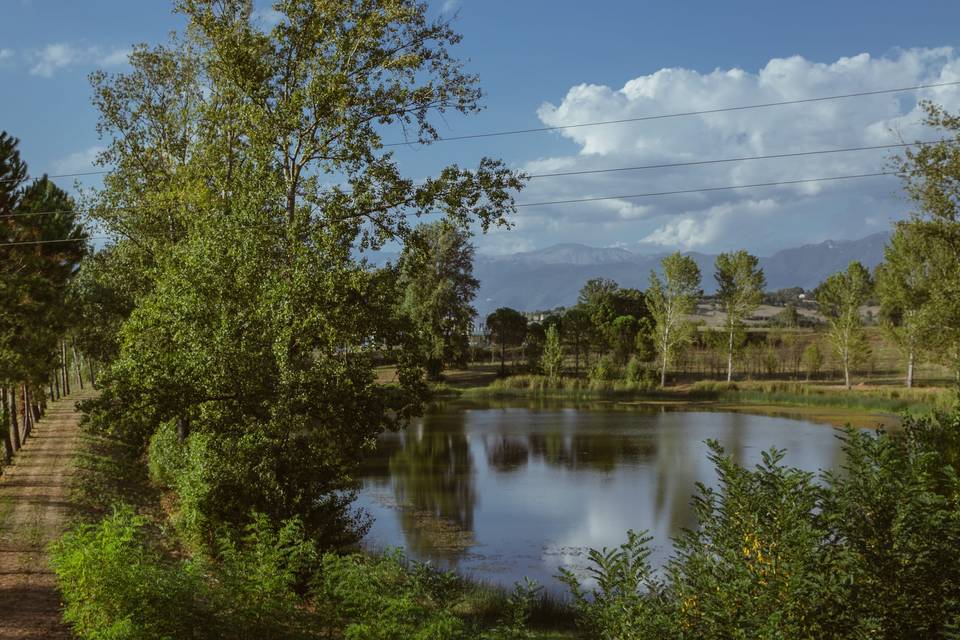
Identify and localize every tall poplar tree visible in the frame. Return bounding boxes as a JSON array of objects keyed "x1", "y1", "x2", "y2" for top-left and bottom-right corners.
[
  {"x1": 714, "y1": 250, "x2": 766, "y2": 382},
  {"x1": 875, "y1": 224, "x2": 933, "y2": 388},
  {"x1": 397, "y1": 221, "x2": 479, "y2": 379},
  {"x1": 647, "y1": 252, "x2": 701, "y2": 387},
  {"x1": 816, "y1": 262, "x2": 872, "y2": 390}
]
